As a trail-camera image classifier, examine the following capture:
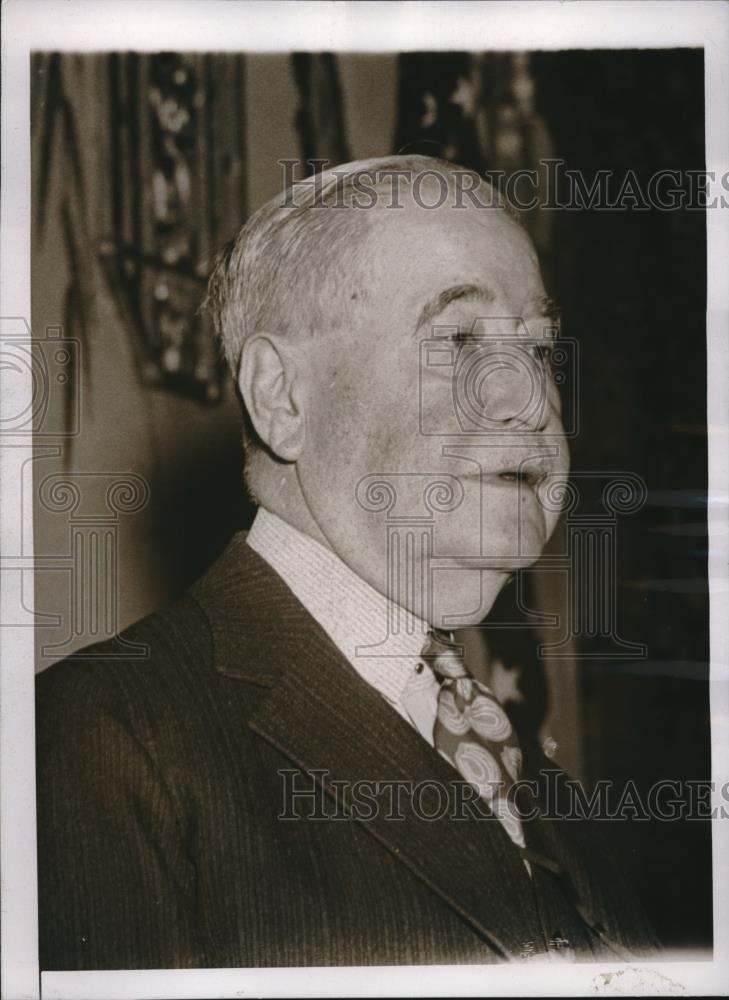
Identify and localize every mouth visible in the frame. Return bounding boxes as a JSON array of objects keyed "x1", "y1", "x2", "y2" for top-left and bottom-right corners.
[{"x1": 495, "y1": 465, "x2": 549, "y2": 489}]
